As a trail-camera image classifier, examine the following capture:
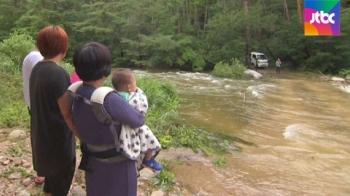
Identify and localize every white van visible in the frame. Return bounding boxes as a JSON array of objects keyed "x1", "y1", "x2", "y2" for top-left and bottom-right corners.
[{"x1": 251, "y1": 52, "x2": 268, "y2": 68}]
